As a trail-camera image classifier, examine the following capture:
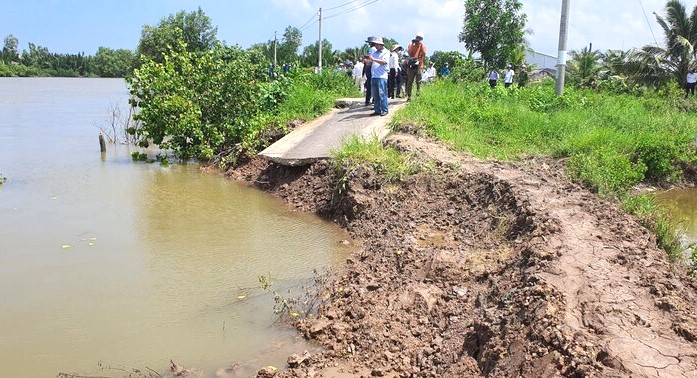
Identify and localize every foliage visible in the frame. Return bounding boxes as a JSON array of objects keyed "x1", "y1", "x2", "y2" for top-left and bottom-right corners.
[
  {"x1": 92, "y1": 47, "x2": 136, "y2": 77},
  {"x1": 394, "y1": 80, "x2": 697, "y2": 197},
  {"x1": 430, "y1": 51, "x2": 465, "y2": 76},
  {"x1": 449, "y1": 55, "x2": 486, "y2": 83},
  {"x1": 567, "y1": 46, "x2": 603, "y2": 88},
  {"x1": 625, "y1": 0, "x2": 697, "y2": 88},
  {"x1": 127, "y1": 40, "x2": 268, "y2": 160},
  {"x1": 331, "y1": 136, "x2": 420, "y2": 183},
  {"x1": 0, "y1": 173, "x2": 6, "y2": 185},
  {"x1": 248, "y1": 26, "x2": 303, "y2": 66},
  {"x1": 301, "y1": 39, "x2": 334, "y2": 68},
  {"x1": 136, "y1": 7, "x2": 218, "y2": 64},
  {"x1": 459, "y1": 0, "x2": 527, "y2": 68},
  {"x1": 2, "y1": 34, "x2": 18, "y2": 63}
]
